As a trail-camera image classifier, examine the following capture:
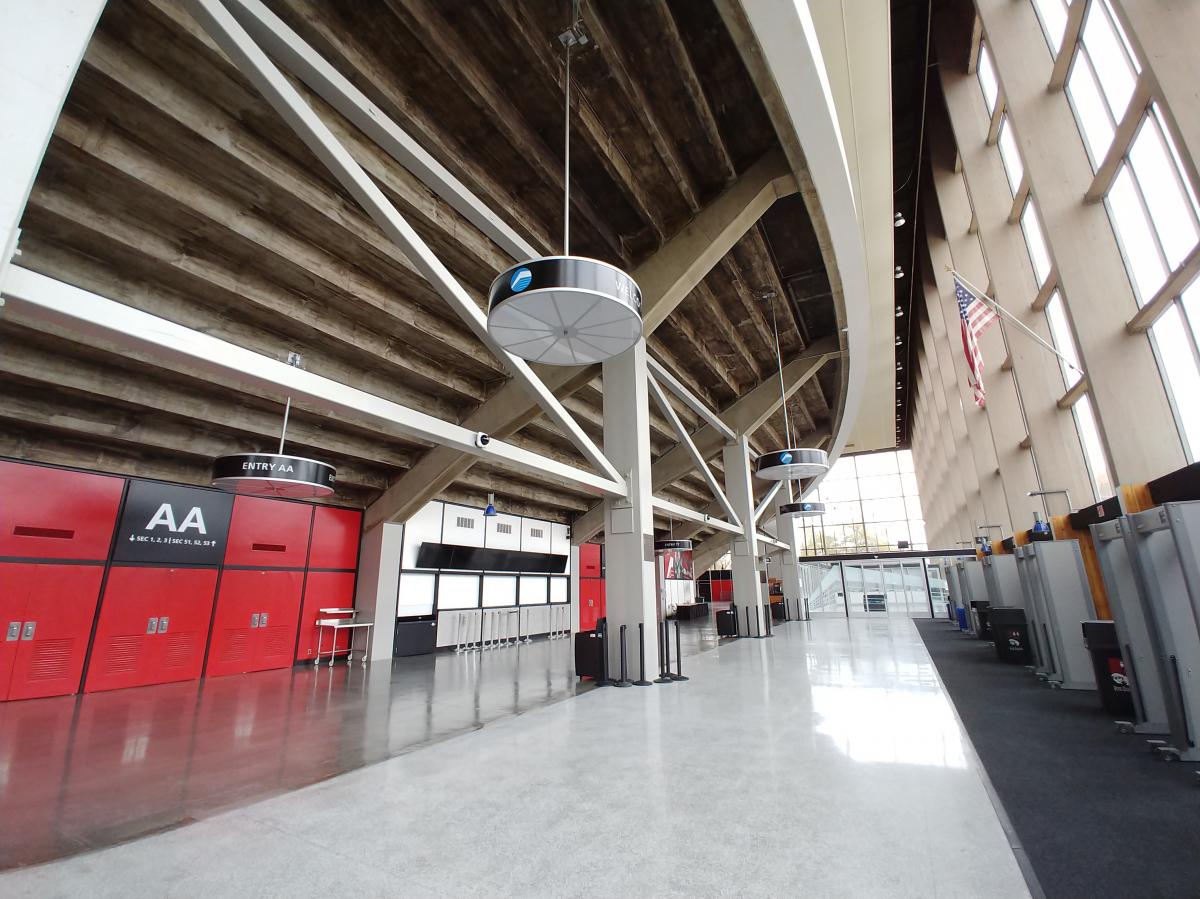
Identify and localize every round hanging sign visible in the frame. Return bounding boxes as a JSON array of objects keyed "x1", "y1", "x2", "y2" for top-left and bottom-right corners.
[
  {"x1": 755, "y1": 448, "x2": 830, "y2": 480},
  {"x1": 212, "y1": 453, "x2": 336, "y2": 499},
  {"x1": 487, "y1": 256, "x2": 642, "y2": 365},
  {"x1": 779, "y1": 501, "x2": 826, "y2": 518}
]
